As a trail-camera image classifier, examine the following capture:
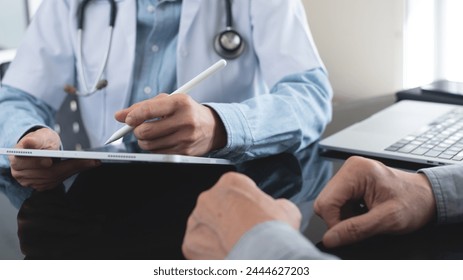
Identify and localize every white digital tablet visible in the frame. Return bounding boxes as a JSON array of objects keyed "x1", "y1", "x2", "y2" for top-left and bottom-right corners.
[{"x1": 0, "y1": 142, "x2": 233, "y2": 166}]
